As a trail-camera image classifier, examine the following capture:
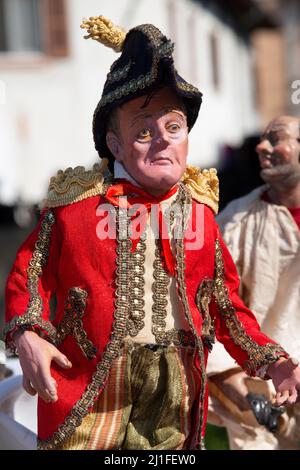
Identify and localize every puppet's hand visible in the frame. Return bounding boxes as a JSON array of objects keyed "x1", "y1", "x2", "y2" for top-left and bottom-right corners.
[
  {"x1": 267, "y1": 357, "x2": 300, "y2": 407},
  {"x1": 13, "y1": 330, "x2": 72, "y2": 403}
]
